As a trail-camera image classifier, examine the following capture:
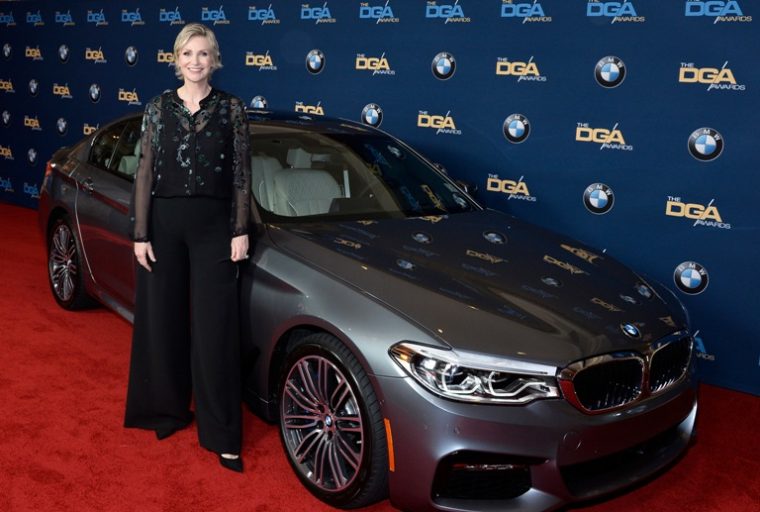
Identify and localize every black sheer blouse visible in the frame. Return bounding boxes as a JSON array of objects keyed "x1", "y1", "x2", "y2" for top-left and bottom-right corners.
[{"x1": 130, "y1": 88, "x2": 252, "y2": 242}]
